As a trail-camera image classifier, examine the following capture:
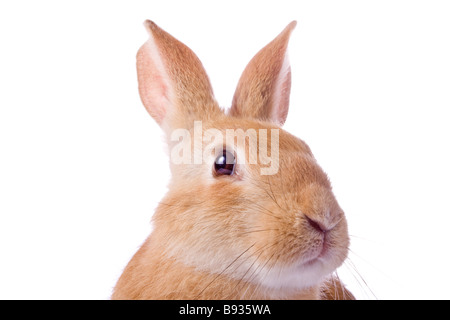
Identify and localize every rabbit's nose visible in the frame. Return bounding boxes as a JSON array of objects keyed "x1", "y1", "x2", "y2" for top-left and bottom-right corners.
[{"x1": 304, "y1": 215, "x2": 328, "y2": 233}]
